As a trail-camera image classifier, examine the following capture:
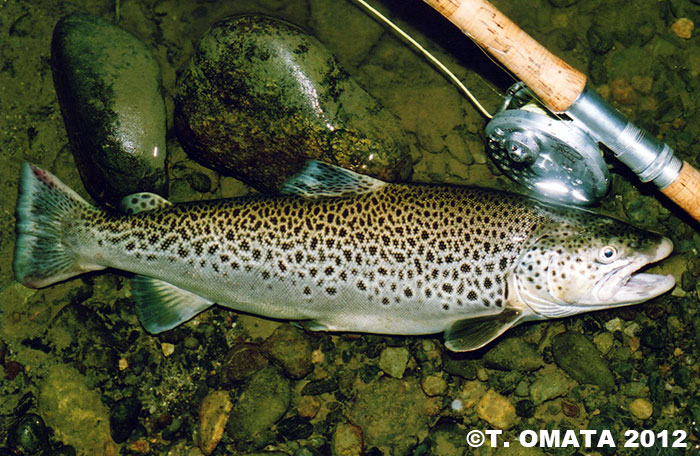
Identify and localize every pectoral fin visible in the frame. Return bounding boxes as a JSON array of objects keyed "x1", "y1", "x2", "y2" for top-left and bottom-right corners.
[
  {"x1": 444, "y1": 307, "x2": 523, "y2": 352},
  {"x1": 132, "y1": 275, "x2": 213, "y2": 333}
]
